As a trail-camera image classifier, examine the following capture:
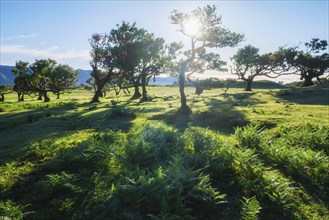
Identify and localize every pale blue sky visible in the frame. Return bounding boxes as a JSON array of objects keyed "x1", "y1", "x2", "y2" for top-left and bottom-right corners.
[{"x1": 1, "y1": 0, "x2": 328, "y2": 69}]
